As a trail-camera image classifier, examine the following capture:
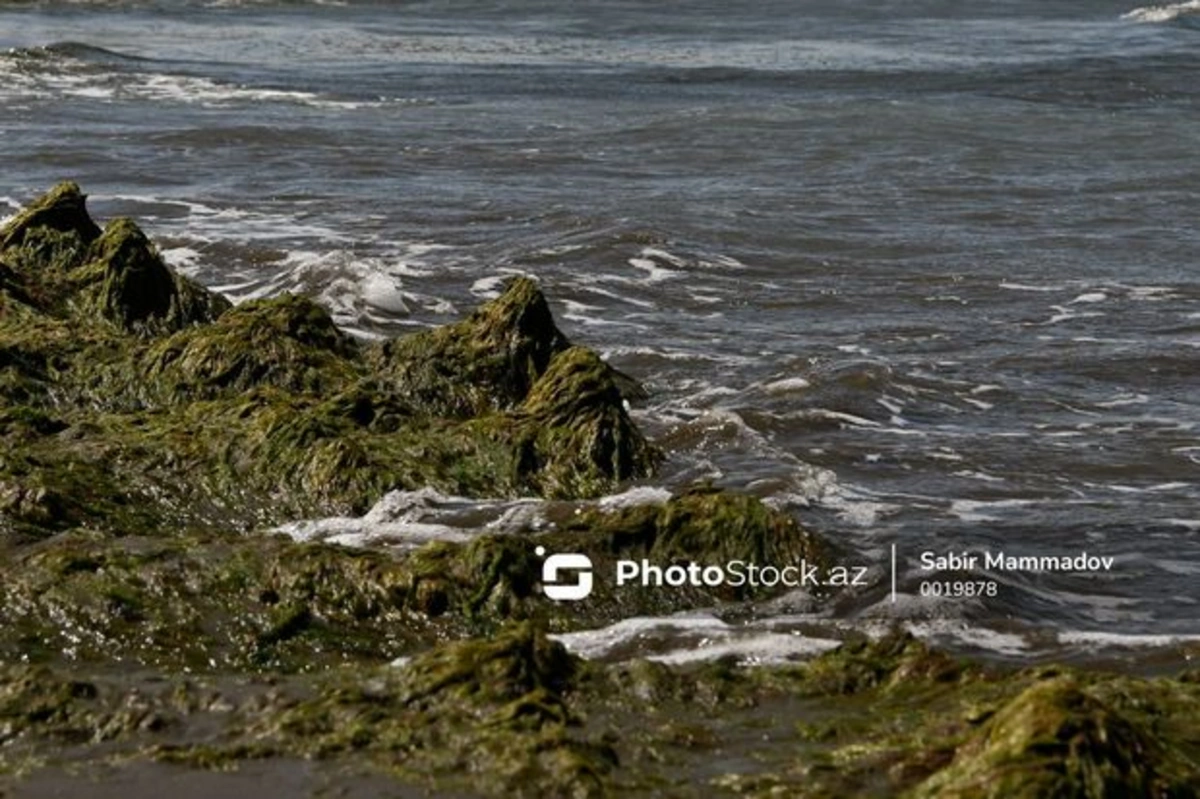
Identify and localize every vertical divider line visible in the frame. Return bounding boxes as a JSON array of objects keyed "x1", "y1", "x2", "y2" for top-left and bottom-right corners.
[{"x1": 891, "y1": 543, "x2": 897, "y2": 603}]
